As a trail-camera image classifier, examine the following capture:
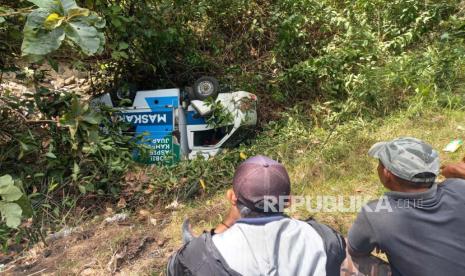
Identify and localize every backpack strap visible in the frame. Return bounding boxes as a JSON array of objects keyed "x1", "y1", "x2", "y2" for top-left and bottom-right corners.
[
  {"x1": 167, "y1": 232, "x2": 241, "y2": 276},
  {"x1": 306, "y1": 218, "x2": 347, "y2": 276}
]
